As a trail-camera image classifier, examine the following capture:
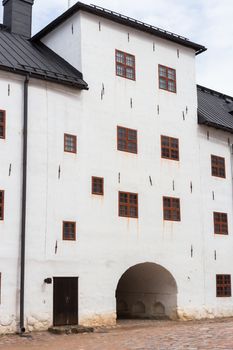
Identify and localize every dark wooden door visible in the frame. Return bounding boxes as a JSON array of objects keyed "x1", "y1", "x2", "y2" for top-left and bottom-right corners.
[{"x1": 53, "y1": 277, "x2": 78, "y2": 326}]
